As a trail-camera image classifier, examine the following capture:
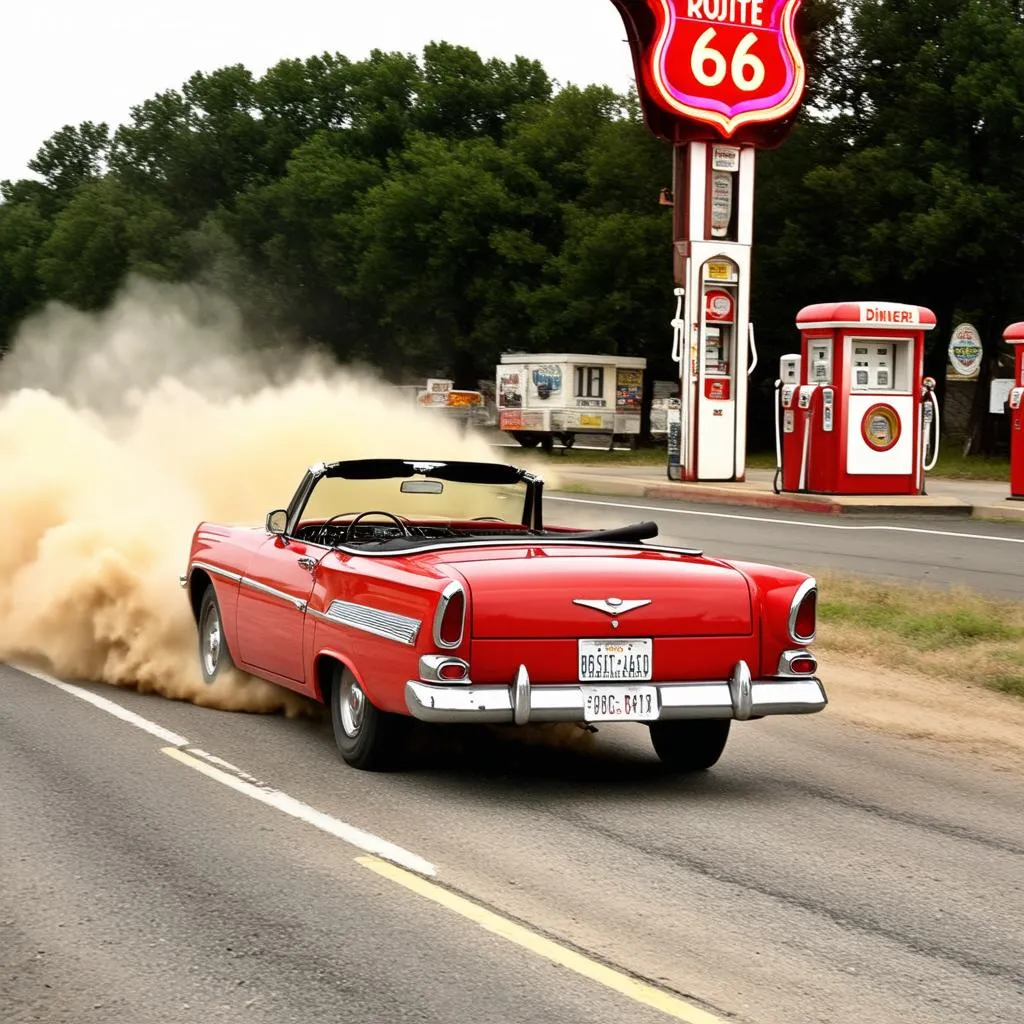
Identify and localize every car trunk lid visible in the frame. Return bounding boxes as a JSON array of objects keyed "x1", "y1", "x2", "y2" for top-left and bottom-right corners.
[{"x1": 437, "y1": 546, "x2": 753, "y2": 639}]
